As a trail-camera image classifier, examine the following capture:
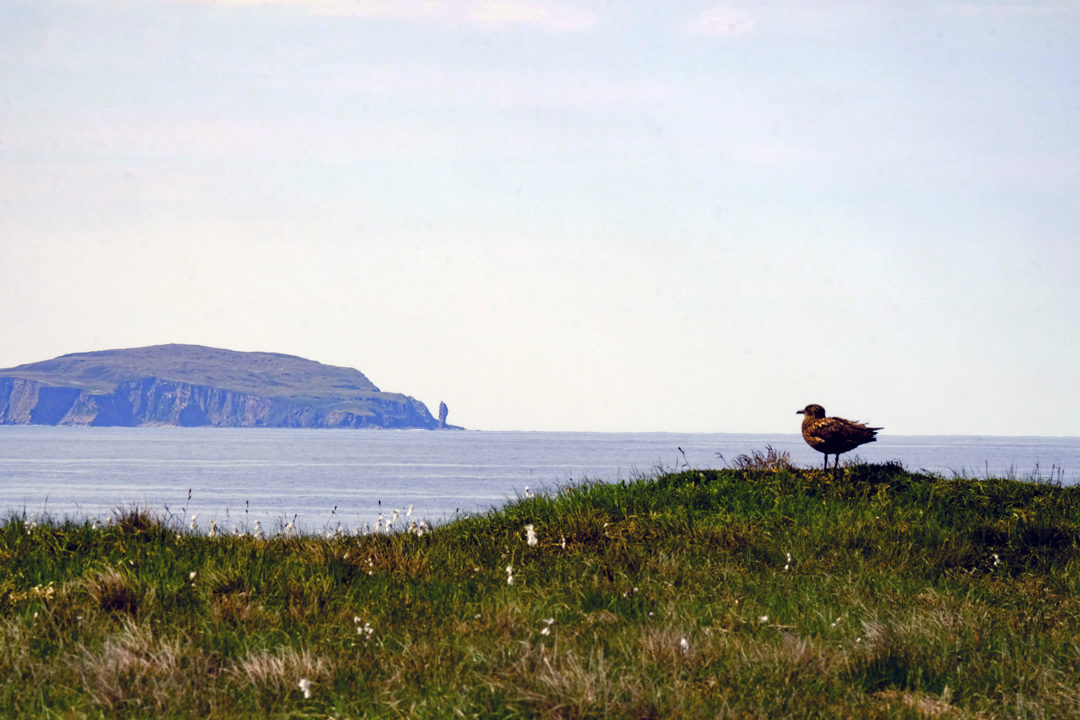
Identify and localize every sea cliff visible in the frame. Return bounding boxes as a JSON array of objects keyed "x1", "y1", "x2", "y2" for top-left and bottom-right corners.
[{"x1": 0, "y1": 345, "x2": 443, "y2": 429}]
